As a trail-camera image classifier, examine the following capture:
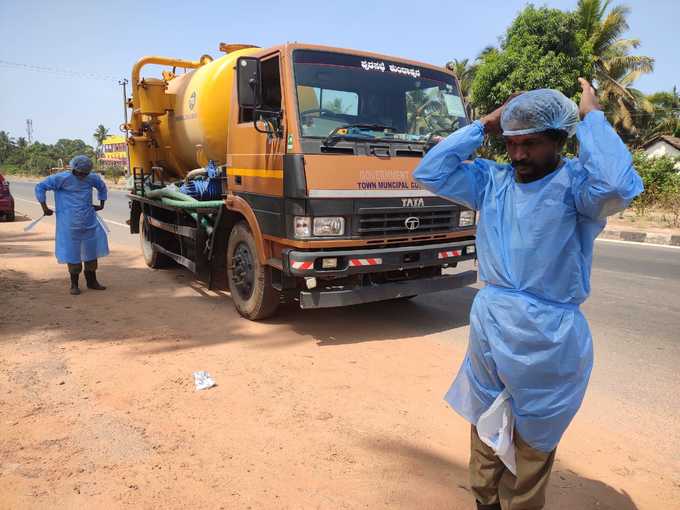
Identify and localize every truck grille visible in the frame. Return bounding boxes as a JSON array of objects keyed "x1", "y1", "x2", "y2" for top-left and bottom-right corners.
[{"x1": 357, "y1": 207, "x2": 458, "y2": 237}]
